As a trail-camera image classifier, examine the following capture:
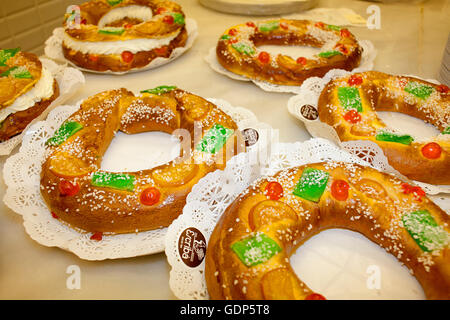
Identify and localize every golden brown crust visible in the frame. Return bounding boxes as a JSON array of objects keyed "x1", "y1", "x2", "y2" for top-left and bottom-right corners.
[
  {"x1": 62, "y1": 0, "x2": 188, "y2": 72},
  {"x1": 0, "y1": 51, "x2": 42, "y2": 108},
  {"x1": 40, "y1": 88, "x2": 244, "y2": 234},
  {"x1": 216, "y1": 19, "x2": 362, "y2": 86},
  {"x1": 205, "y1": 162, "x2": 450, "y2": 300},
  {"x1": 0, "y1": 80, "x2": 59, "y2": 142},
  {"x1": 317, "y1": 71, "x2": 450, "y2": 185}
]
